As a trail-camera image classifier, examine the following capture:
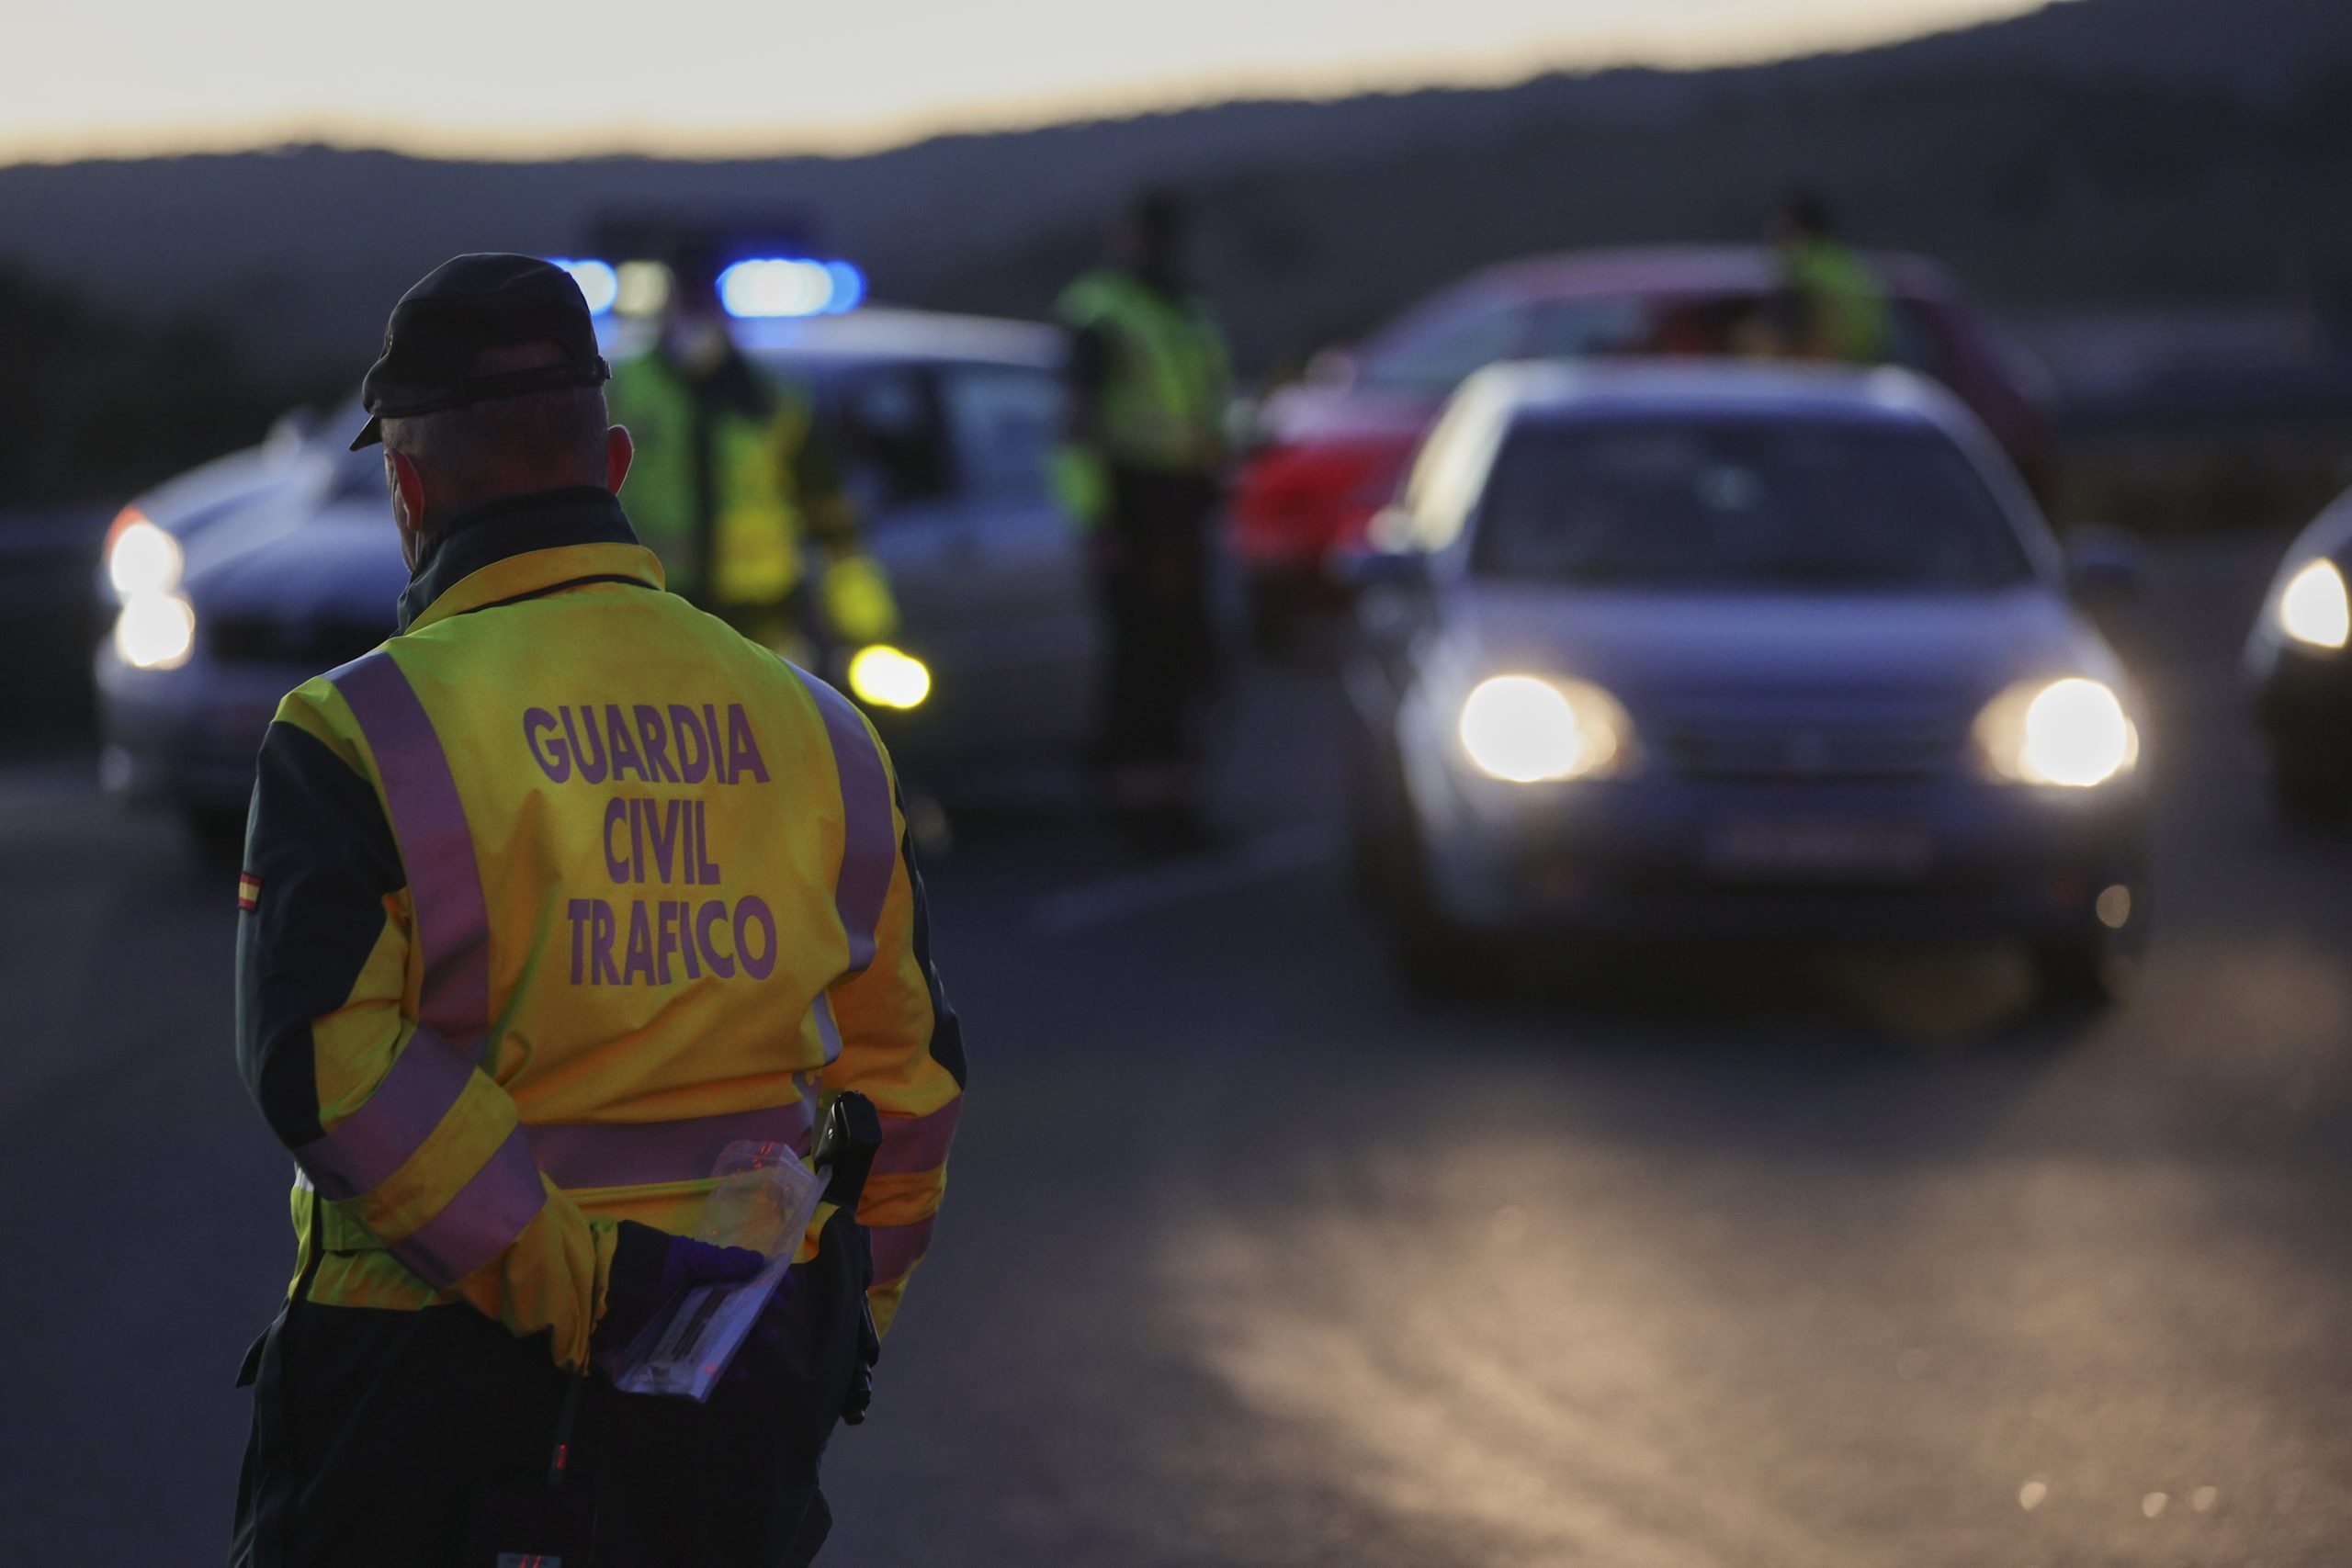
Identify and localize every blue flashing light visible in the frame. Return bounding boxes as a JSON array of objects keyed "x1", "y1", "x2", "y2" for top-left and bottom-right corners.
[
  {"x1": 718, "y1": 258, "x2": 830, "y2": 319},
  {"x1": 549, "y1": 258, "x2": 619, "y2": 317},
  {"x1": 823, "y1": 261, "x2": 867, "y2": 314},
  {"x1": 718, "y1": 256, "x2": 866, "y2": 319}
]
